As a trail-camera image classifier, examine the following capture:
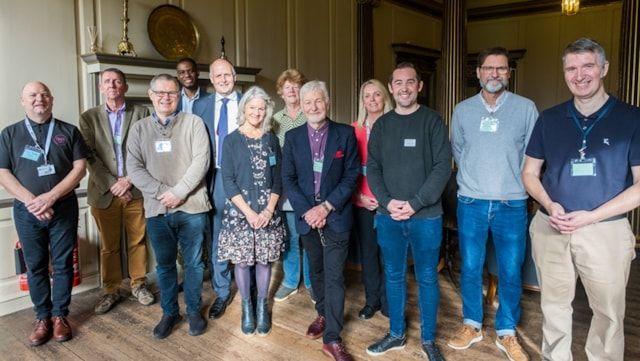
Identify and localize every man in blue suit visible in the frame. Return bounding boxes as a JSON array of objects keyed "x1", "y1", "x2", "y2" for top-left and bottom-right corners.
[
  {"x1": 282, "y1": 80, "x2": 359, "y2": 361},
  {"x1": 193, "y1": 58, "x2": 242, "y2": 319},
  {"x1": 175, "y1": 57, "x2": 208, "y2": 114}
]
